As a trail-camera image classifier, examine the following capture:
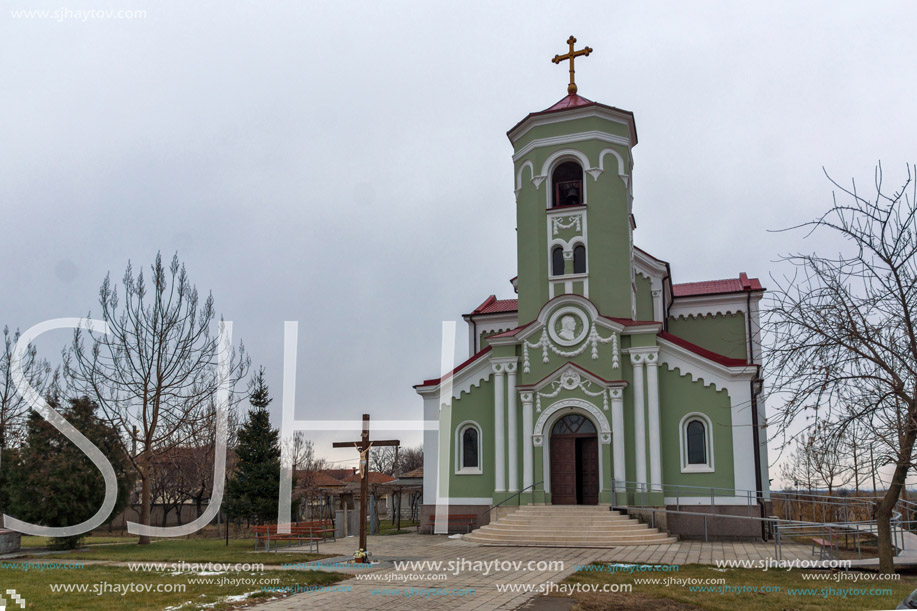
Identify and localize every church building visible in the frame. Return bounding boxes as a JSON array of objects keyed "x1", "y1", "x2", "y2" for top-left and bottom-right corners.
[{"x1": 415, "y1": 38, "x2": 769, "y2": 541}]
